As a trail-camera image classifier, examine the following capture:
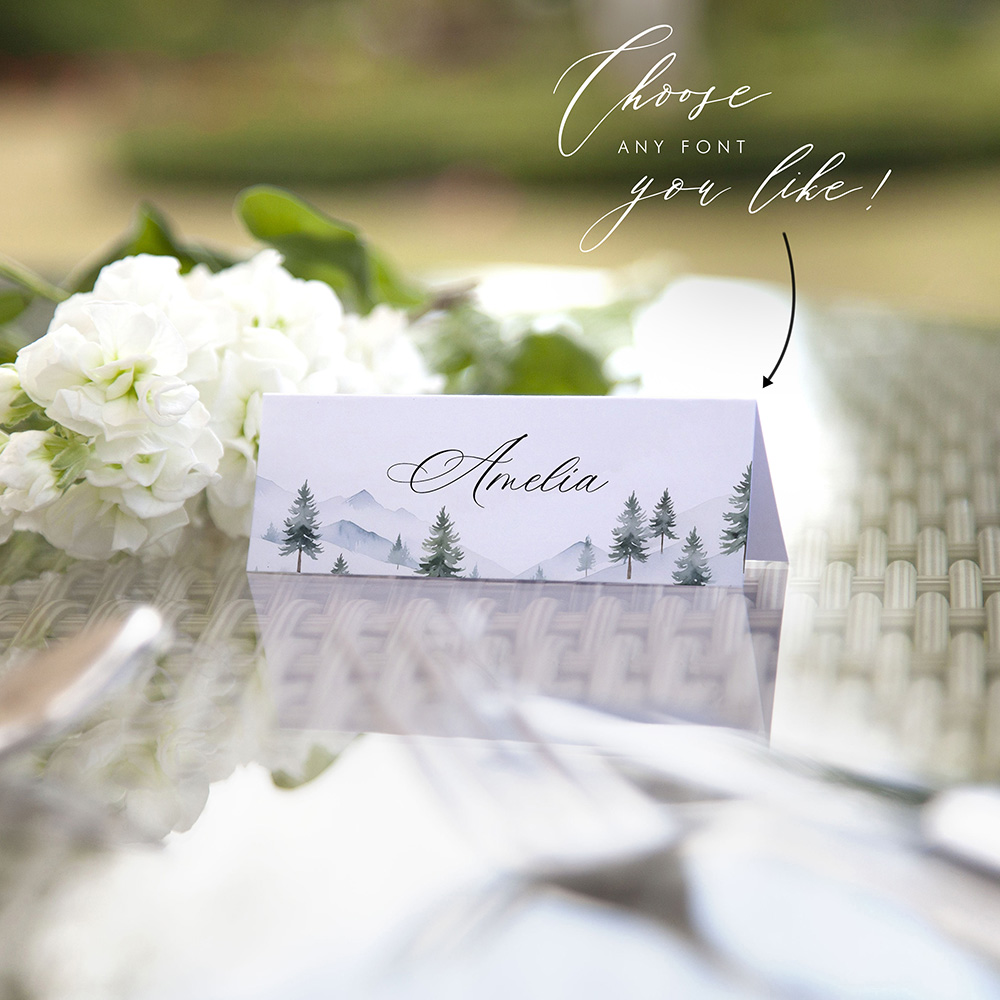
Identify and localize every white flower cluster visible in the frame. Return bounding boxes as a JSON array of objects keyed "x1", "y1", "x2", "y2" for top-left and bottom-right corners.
[{"x1": 0, "y1": 252, "x2": 438, "y2": 558}]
